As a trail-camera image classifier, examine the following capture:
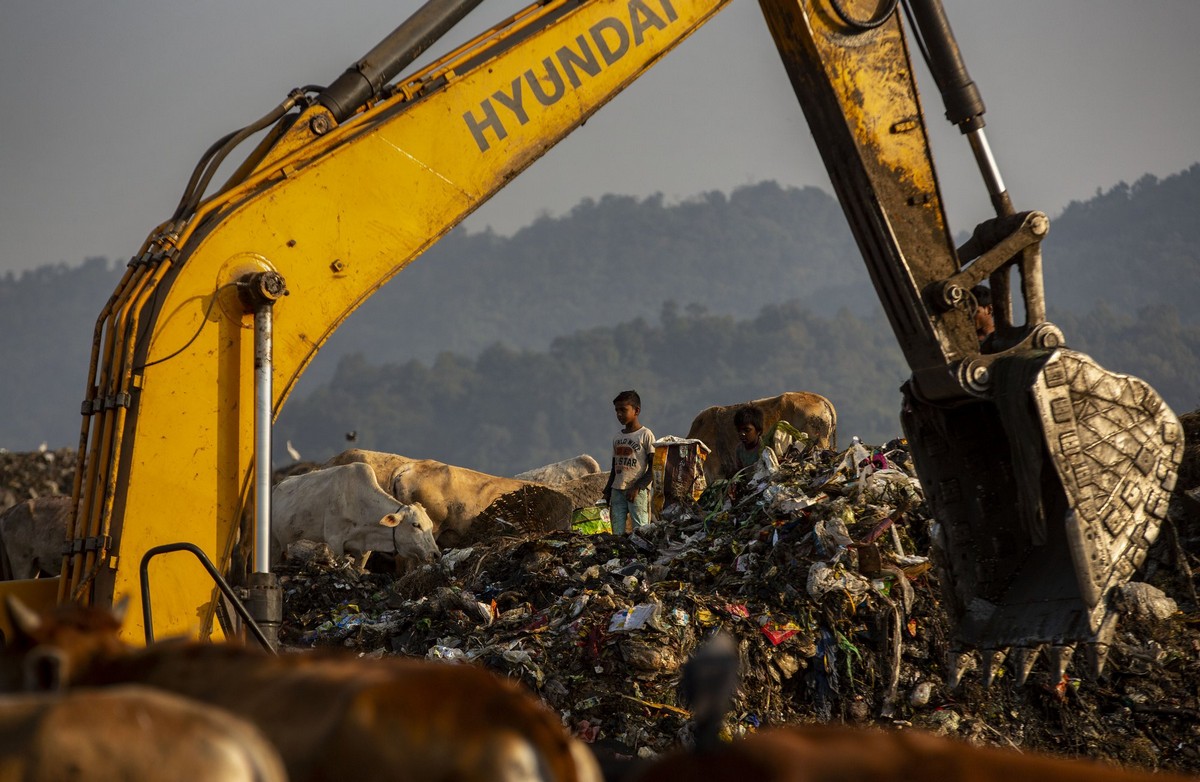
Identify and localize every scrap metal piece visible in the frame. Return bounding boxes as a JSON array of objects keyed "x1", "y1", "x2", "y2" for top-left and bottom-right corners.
[
  {"x1": 944, "y1": 650, "x2": 975, "y2": 690},
  {"x1": 981, "y1": 648, "x2": 1007, "y2": 688},
  {"x1": 1009, "y1": 646, "x2": 1041, "y2": 687},
  {"x1": 1045, "y1": 644, "x2": 1075, "y2": 683},
  {"x1": 1081, "y1": 642, "x2": 1111, "y2": 681}
]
